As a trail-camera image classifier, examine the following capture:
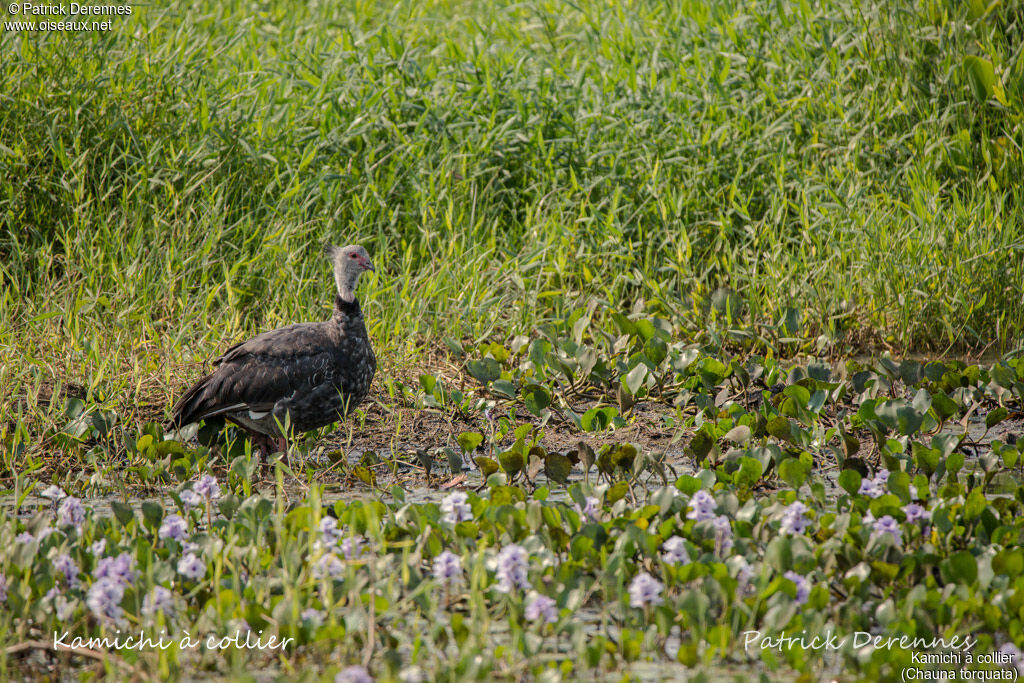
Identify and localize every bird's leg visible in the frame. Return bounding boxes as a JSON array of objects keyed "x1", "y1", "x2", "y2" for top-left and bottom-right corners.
[{"x1": 246, "y1": 431, "x2": 277, "y2": 460}]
